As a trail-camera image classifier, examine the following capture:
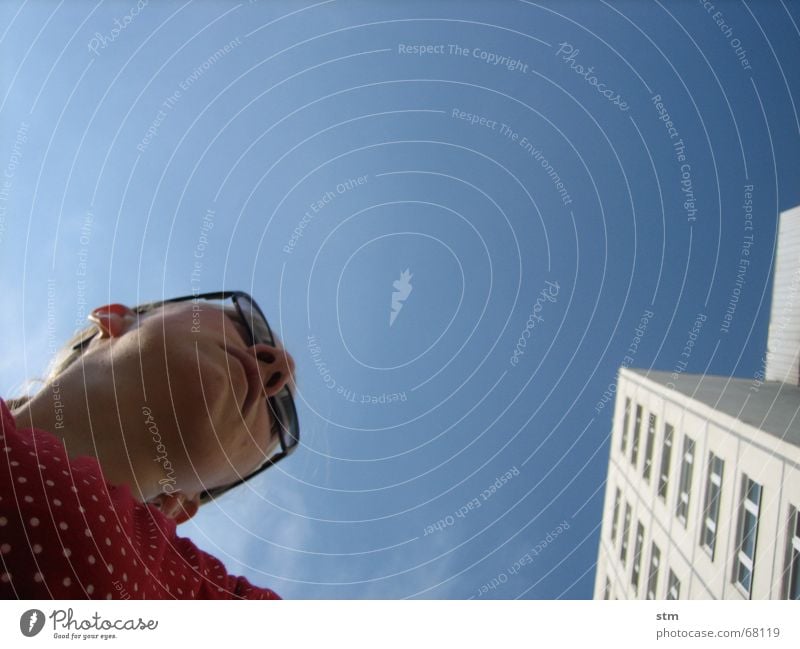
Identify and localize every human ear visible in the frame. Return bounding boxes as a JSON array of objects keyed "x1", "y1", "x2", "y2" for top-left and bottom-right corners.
[
  {"x1": 88, "y1": 304, "x2": 135, "y2": 339},
  {"x1": 148, "y1": 491, "x2": 201, "y2": 524}
]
